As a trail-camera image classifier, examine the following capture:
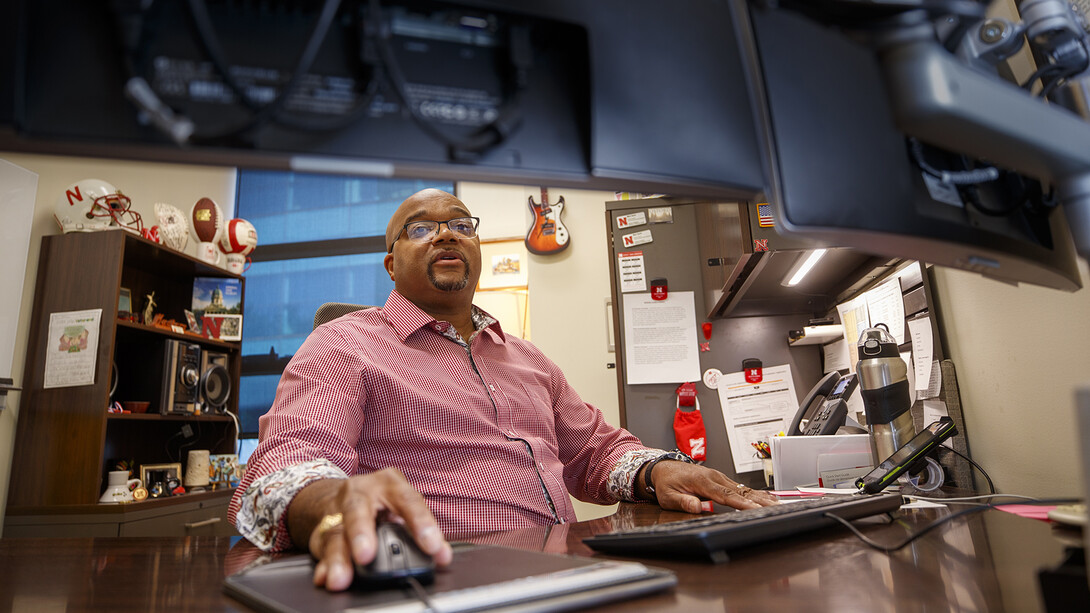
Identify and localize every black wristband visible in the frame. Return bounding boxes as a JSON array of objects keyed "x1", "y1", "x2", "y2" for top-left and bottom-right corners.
[{"x1": 642, "y1": 451, "x2": 694, "y2": 500}]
